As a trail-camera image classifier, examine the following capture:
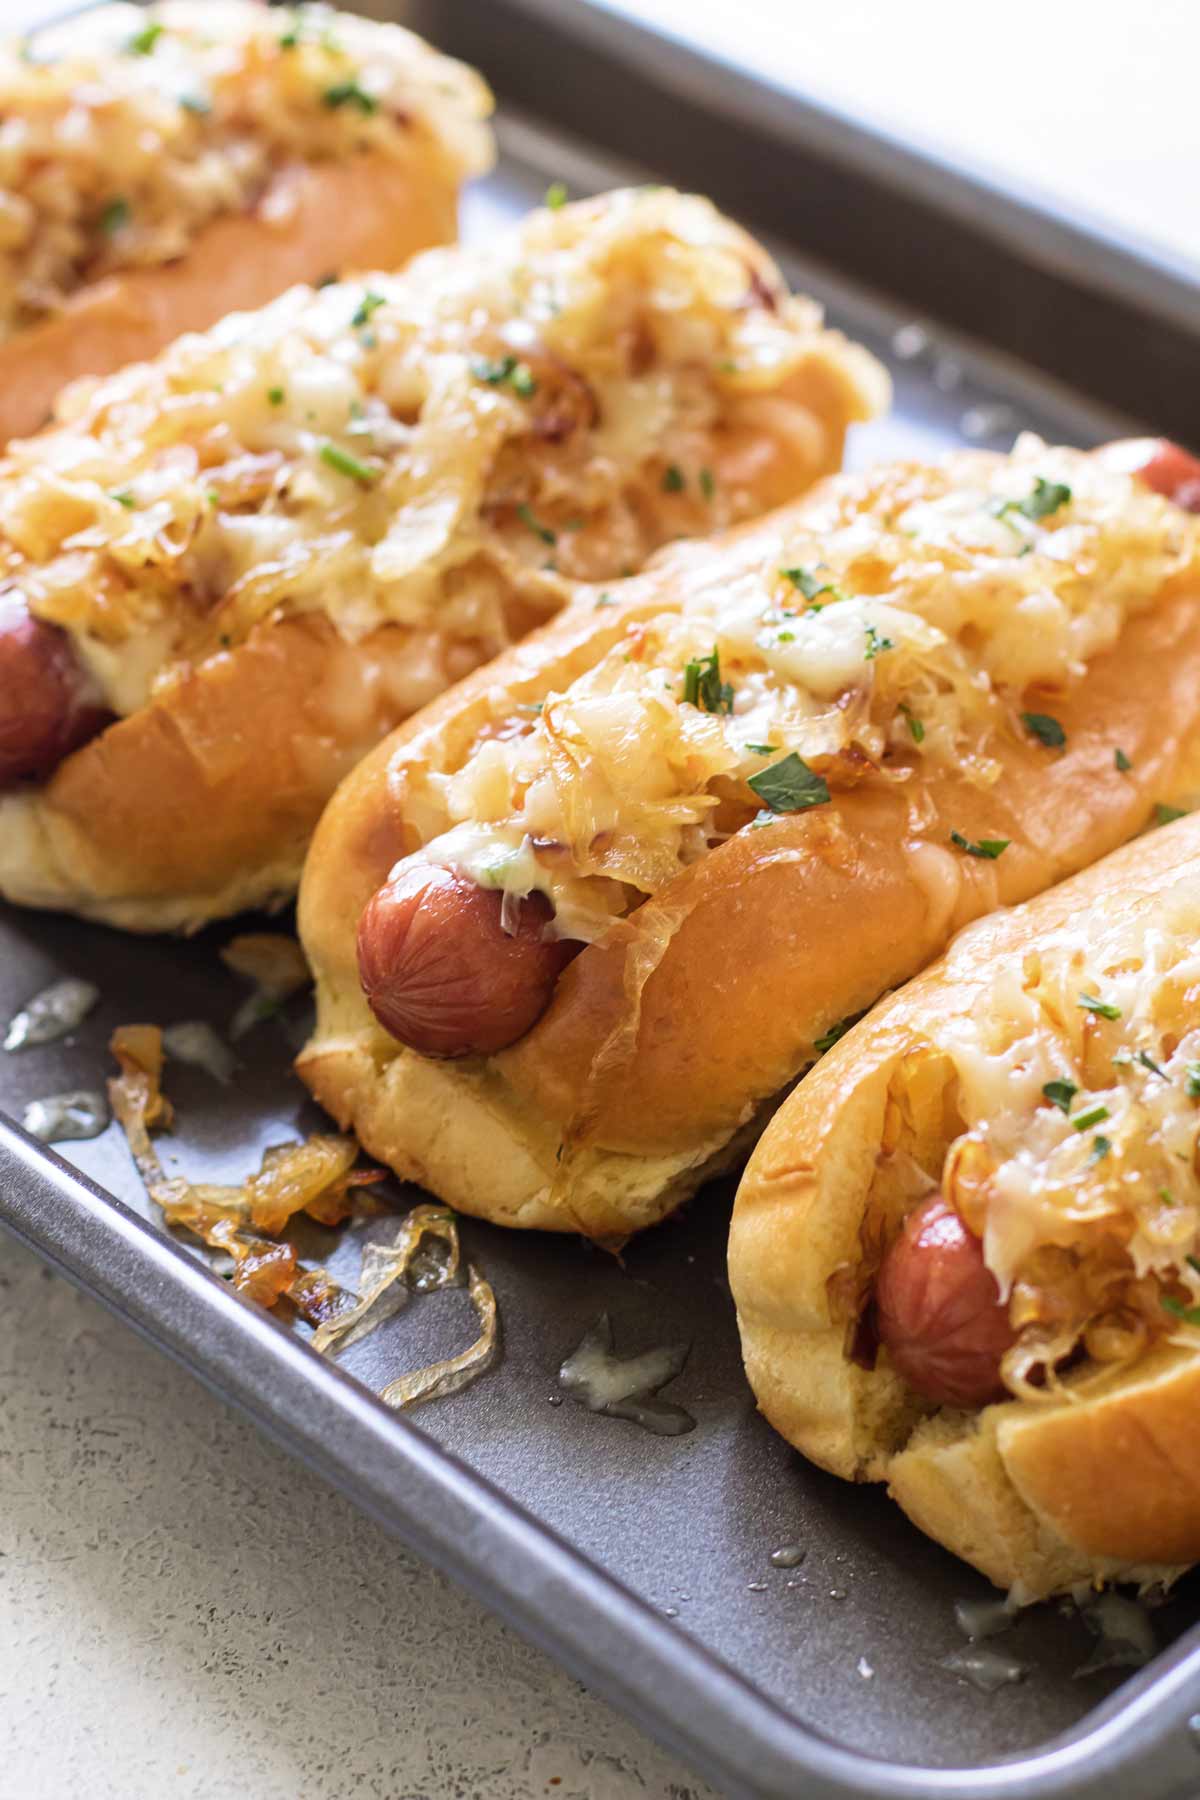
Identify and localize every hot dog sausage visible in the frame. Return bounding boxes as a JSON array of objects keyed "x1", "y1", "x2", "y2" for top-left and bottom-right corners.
[
  {"x1": 0, "y1": 598, "x2": 111, "y2": 786},
  {"x1": 1104, "y1": 438, "x2": 1200, "y2": 513},
  {"x1": 357, "y1": 863, "x2": 581, "y2": 1058},
  {"x1": 874, "y1": 1193, "x2": 1015, "y2": 1409}
]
